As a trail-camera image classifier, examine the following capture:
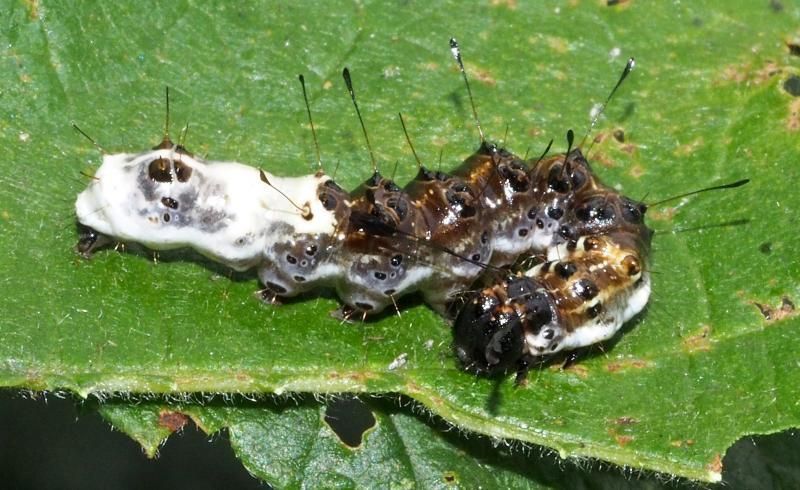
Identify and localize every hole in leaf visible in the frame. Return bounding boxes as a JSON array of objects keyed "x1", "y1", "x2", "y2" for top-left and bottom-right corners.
[
  {"x1": 783, "y1": 75, "x2": 800, "y2": 97},
  {"x1": 324, "y1": 396, "x2": 376, "y2": 448}
]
